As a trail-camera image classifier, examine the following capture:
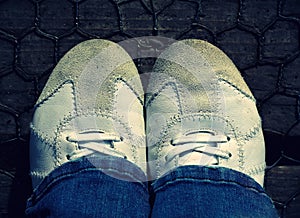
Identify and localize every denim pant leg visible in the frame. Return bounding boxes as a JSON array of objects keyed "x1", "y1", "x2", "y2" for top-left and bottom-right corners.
[
  {"x1": 25, "y1": 156, "x2": 150, "y2": 218},
  {"x1": 151, "y1": 166, "x2": 278, "y2": 218}
]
